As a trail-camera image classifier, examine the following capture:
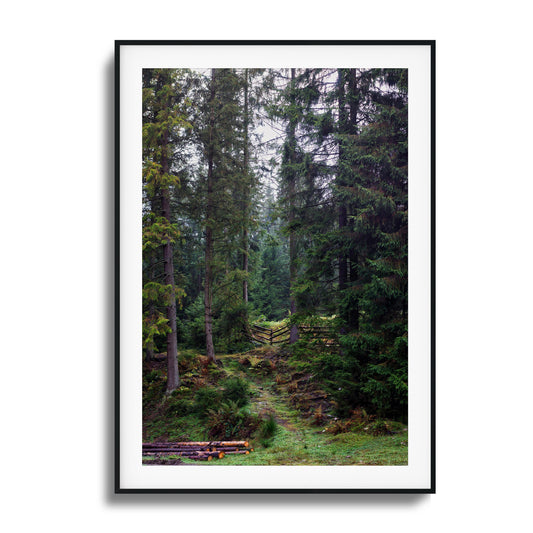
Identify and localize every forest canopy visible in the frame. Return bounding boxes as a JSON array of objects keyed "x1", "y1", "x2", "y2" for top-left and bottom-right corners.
[{"x1": 142, "y1": 67, "x2": 408, "y2": 420}]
